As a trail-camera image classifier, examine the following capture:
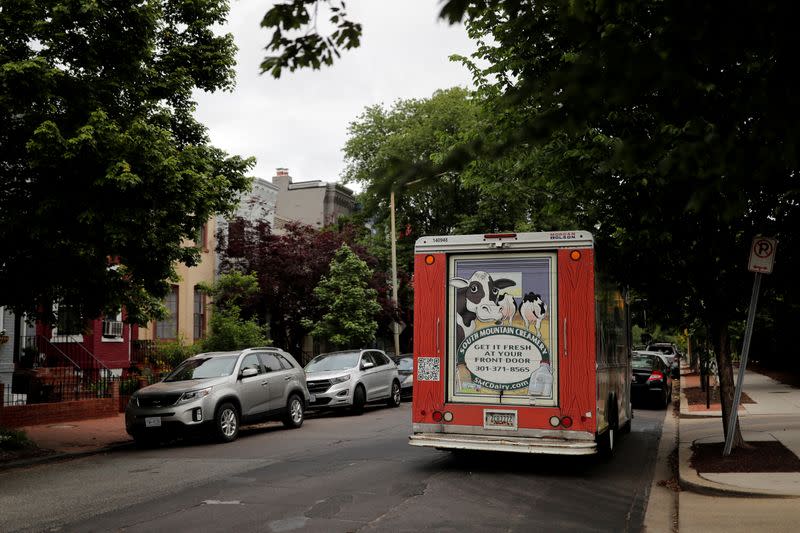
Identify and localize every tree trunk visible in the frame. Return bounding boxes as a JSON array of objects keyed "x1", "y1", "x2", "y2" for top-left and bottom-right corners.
[{"x1": 712, "y1": 321, "x2": 745, "y2": 450}]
